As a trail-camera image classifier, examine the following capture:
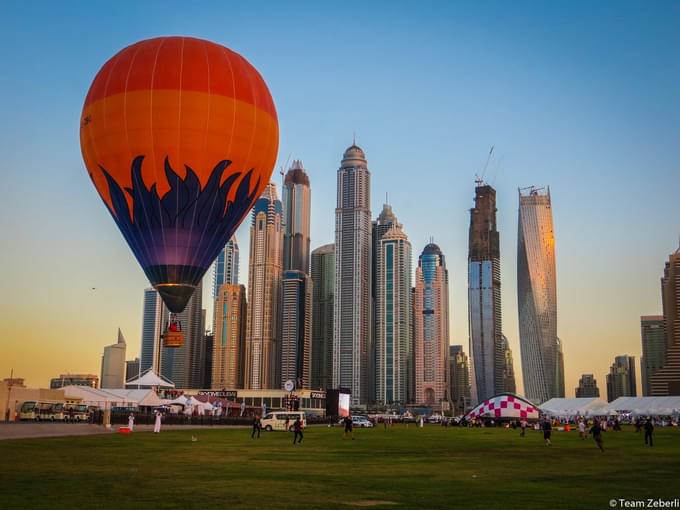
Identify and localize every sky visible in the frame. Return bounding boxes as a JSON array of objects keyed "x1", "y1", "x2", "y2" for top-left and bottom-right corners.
[{"x1": 1, "y1": 1, "x2": 679, "y2": 396}]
